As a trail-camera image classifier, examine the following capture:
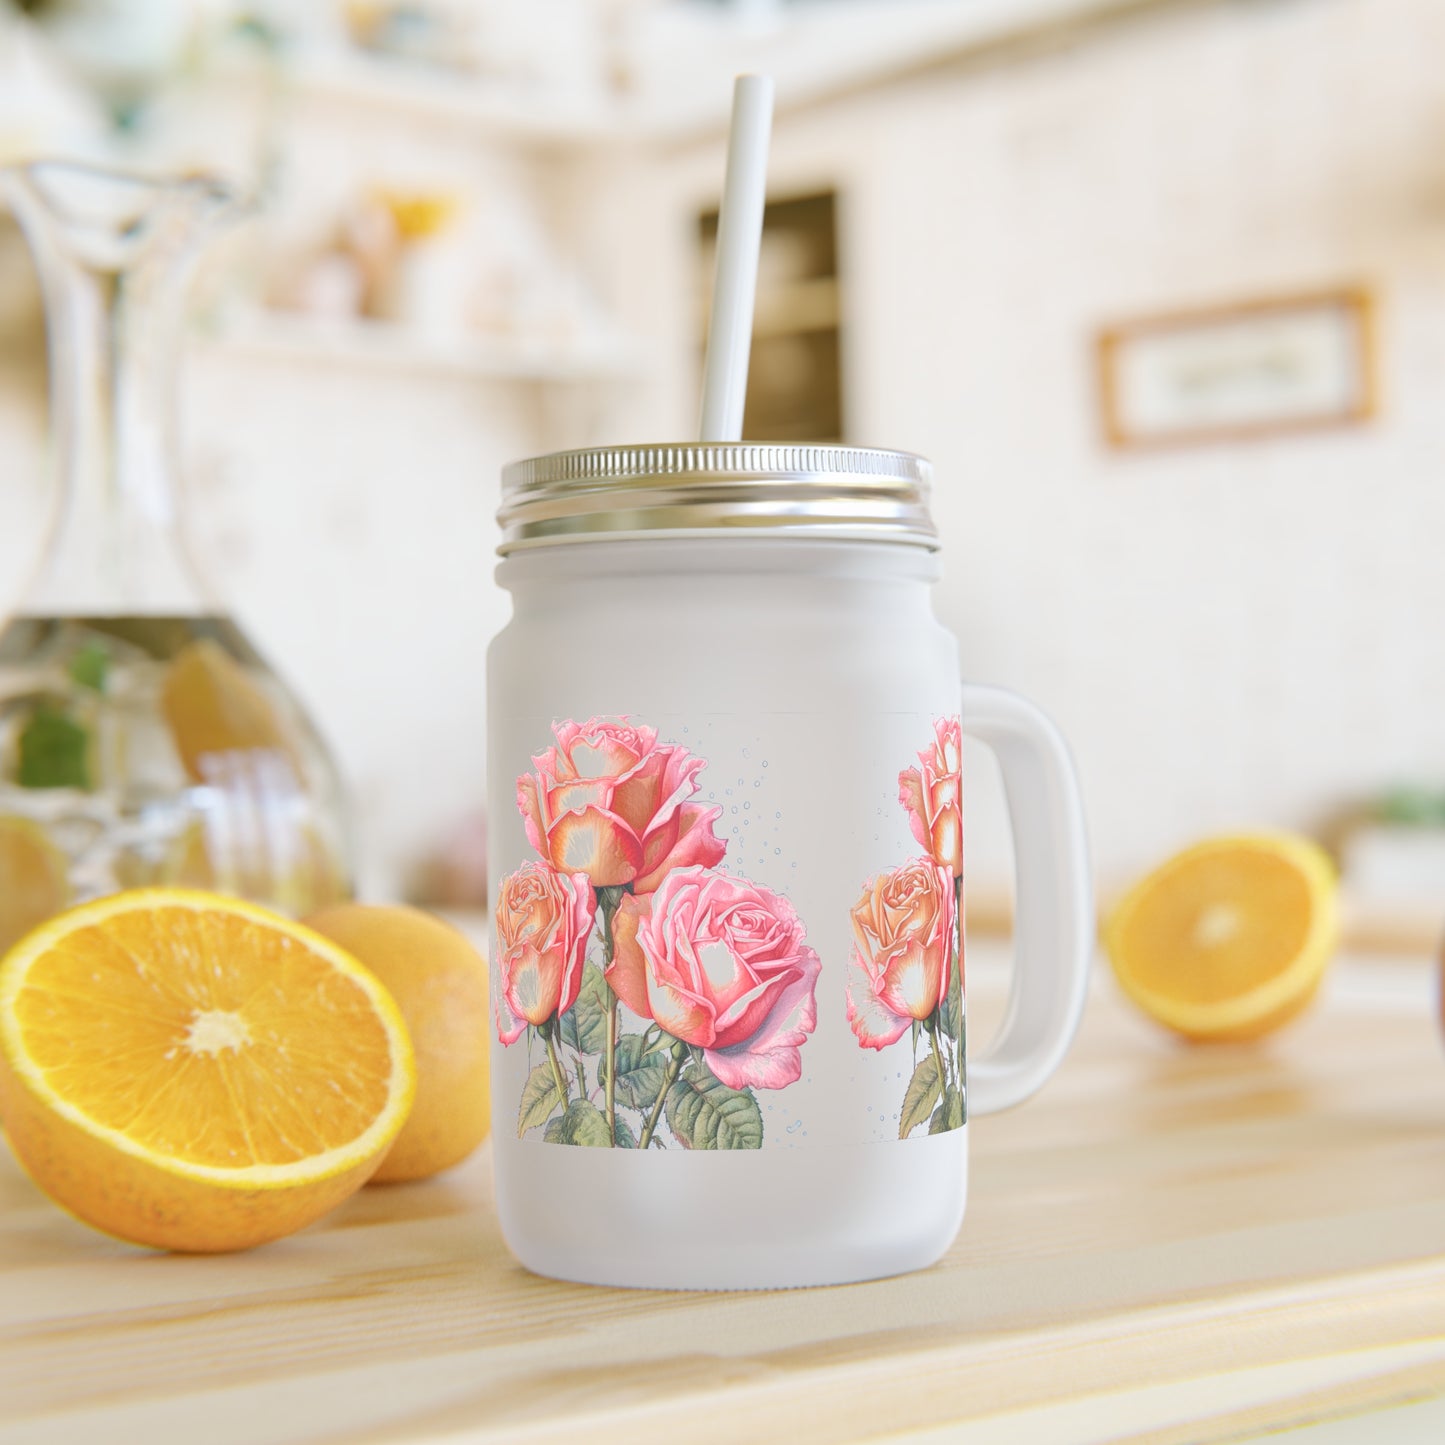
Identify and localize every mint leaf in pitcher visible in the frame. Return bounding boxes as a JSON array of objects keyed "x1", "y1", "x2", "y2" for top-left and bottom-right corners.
[
  {"x1": 17, "y1": 706, "x2": 92, "y2": 790},
  {"x1": 68, "y1": 641, "x2": 110, "y2": 694}
]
